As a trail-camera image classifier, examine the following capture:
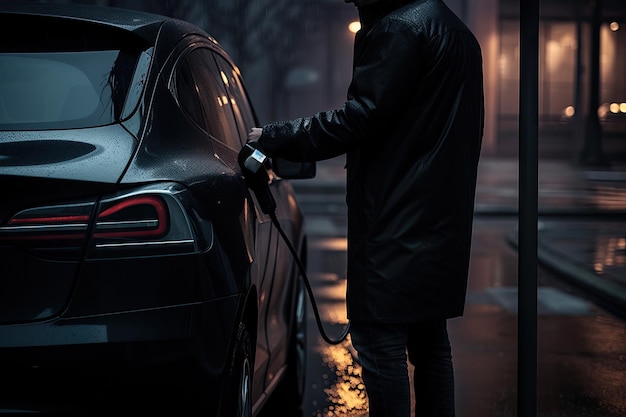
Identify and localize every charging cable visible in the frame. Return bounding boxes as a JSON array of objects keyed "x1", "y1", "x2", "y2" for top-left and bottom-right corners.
[
  {"x1": 268, "y1": 209, "x2": 350, "y2": 345},
  {"x1": 239, "y1": 143, "x2": 350, "y2": 345}
]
